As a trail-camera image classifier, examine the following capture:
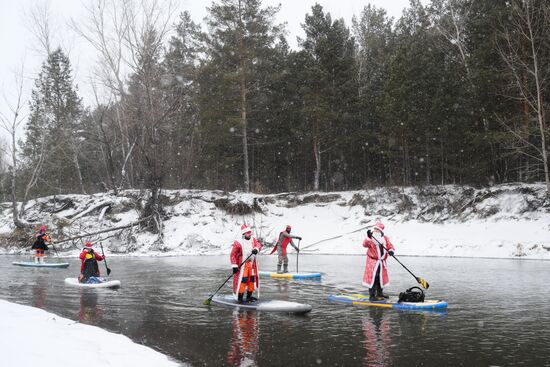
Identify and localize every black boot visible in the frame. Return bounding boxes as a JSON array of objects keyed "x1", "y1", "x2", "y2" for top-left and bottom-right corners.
[
  {"x1": 237, "y1": 293, "x2": 244, "y2": 304},
  {"x1": 246, "y1": 291, "x2": 257, "y2": 303},
  {"x1": 369, "y1": 288, "x2": 376, "y2": 301},
  {"x1": 369, "y1": 285, "x2": 386, "y2": 301}
]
